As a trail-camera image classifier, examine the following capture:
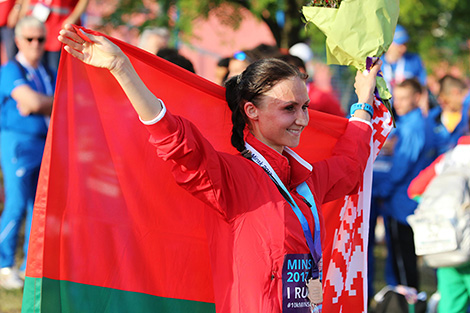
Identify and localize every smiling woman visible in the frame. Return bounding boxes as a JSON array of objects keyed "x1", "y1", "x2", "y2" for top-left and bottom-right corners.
[
  {"x1": 248, "y1": 76, "x2": 310, "y2": 153},
  {"x1": 58, "y1": 24, "x2": 382, "y2": 313},
  {"x1": 225, "y1": 58, "x2": 310, "y2": 154}
]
